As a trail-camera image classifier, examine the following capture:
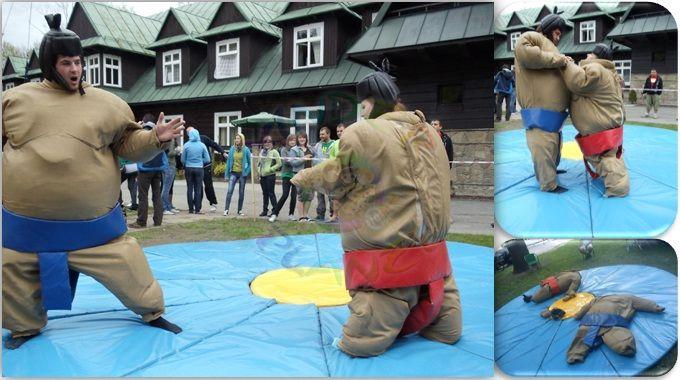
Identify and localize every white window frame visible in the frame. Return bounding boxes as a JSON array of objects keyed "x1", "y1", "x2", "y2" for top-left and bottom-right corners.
[
  {"x1": 163, "y1": 49, "x2": 182, "y2": 86},
  {"x1": 510, "y1": 32, "x2": 521, "y2": 51},
  {"x1": 102, "y1": 53, "x2": 122, "y2": 87},
  {"x1": 614, "y1": 59, "x2": 632, "y2": 86},
  {"x1": 214, "y1": 111, "x2": 242, "y2": 147},
  {"x1": 215, "y1": 38, "x2": 240, "y2": 79},
  {"x1": 4, "y1": 82, "x2": 15, "y2": 90},
  {"x1": 291, "y1": 106, "x2": 325, "y2": 143},
  {"x1": 86, "y1": 54, "x2": 100, "y2": 86},
  {"x1": 293, "y1": 22, "x2": 324, "y2": 69},
  {"x1": 164, "y1": 114, "x2": 184, "y2": 147},
  {"x1": 580, "y1": 20, "x2": 596, "y2": 43},
  {"x1": 30, "y1": 77, "x2": 41, "y2": 83}
]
